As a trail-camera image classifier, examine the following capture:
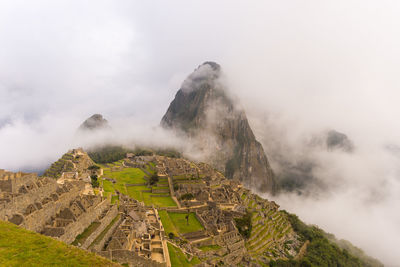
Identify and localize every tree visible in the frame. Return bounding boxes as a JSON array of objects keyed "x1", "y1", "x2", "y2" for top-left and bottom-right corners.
[
  {"x1": 168, "y1": 232, "x2": 175, "y2": 239},
  {"x1": 149, "y1": 173, "x2": 159, "y2": 186},
  {"x1": 88, "y1": 165, "x2": 100, "y2": 170},
  {"x1": 91, "y1": 175, "x2": 99, "y2": 188}
]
